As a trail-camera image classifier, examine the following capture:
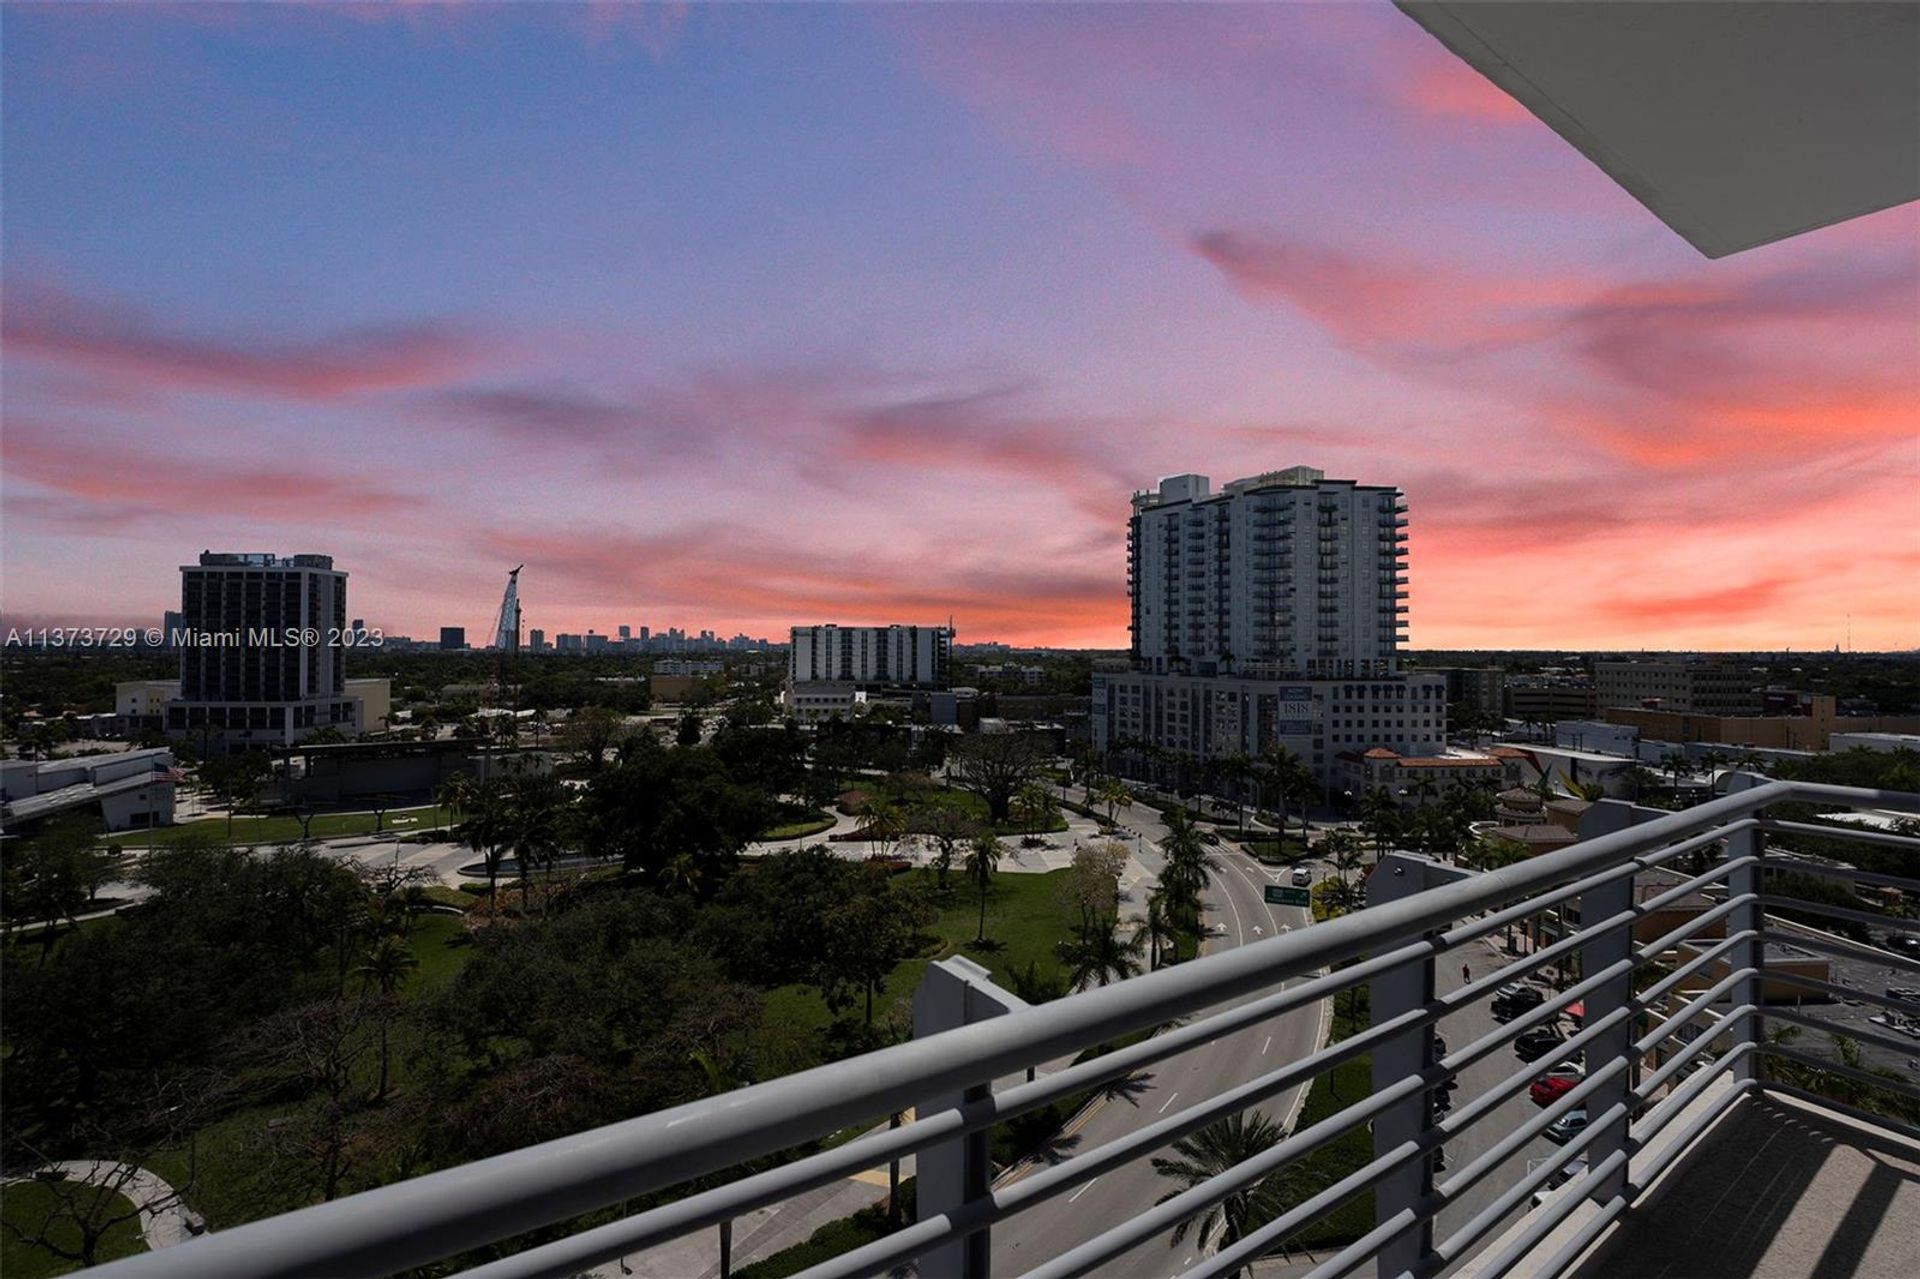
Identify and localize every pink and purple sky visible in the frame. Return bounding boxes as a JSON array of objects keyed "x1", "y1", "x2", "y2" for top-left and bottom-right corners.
[{"x1": 3, "y1": 2, "x2": 1916, "y2": 650}]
